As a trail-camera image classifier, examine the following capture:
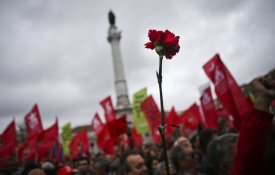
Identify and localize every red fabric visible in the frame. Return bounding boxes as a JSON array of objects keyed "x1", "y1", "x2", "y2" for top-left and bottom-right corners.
[
  {"x1": 131, "y1": 128, "x2": 144, "y2": 148},
  {"x1": 69, "y1": 130, "x2": 90, "y2": 159},
  {"x1": 100, "y1": 96, "x2": 117, "y2": 123},
  {"x1": 0, "y1": 144, "x2": 14, "y2": 167},
  {"x1": 203, "y1": 54, "x2": 252, "y2": 130},
  {"x1": 1, "y1": 120, "x2": 17, "y2": 148},
  {"x1": 231, "y1": 109, "x2": 273, "y2": 175},
  {"x1": 165, "y1": 106, "x2": 181, "y2": 137},
  {"x1": 24, "y1": 104, "x2": 44, "y2": 138},
  {"x1": 91, "y1": 113, "x2": 104, "y2": 135},
  {"x1": 118, "y1": 128, "x2": 144, "y2": 150},
  {"x1": 57, "y1": 165, "x2": 75, "y2": 175},
  {"x1": 18, "y1": 135, "x2": 37, "y2": 163},
  {"x1": 199, "y1": 86, "x2": 219, "y2": 130},
  {"x1": 97, "y1": 125, "x2": 114, "y2": 156},
  {"x1": 36, "y1": 120, "x2": 59, "y2": 161},
  {"x1": 107, "y1": 115, "x2": 127, "y2": 139},
  {"x1": 181, "y1": 103, "x2": 203, "y2": 136},
  {"x1": 216, "y1": 107, "x2": 234, "y2": 129},
  {"x1": 141, "y1": 95, "x2": 162, "y2": 143}
]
